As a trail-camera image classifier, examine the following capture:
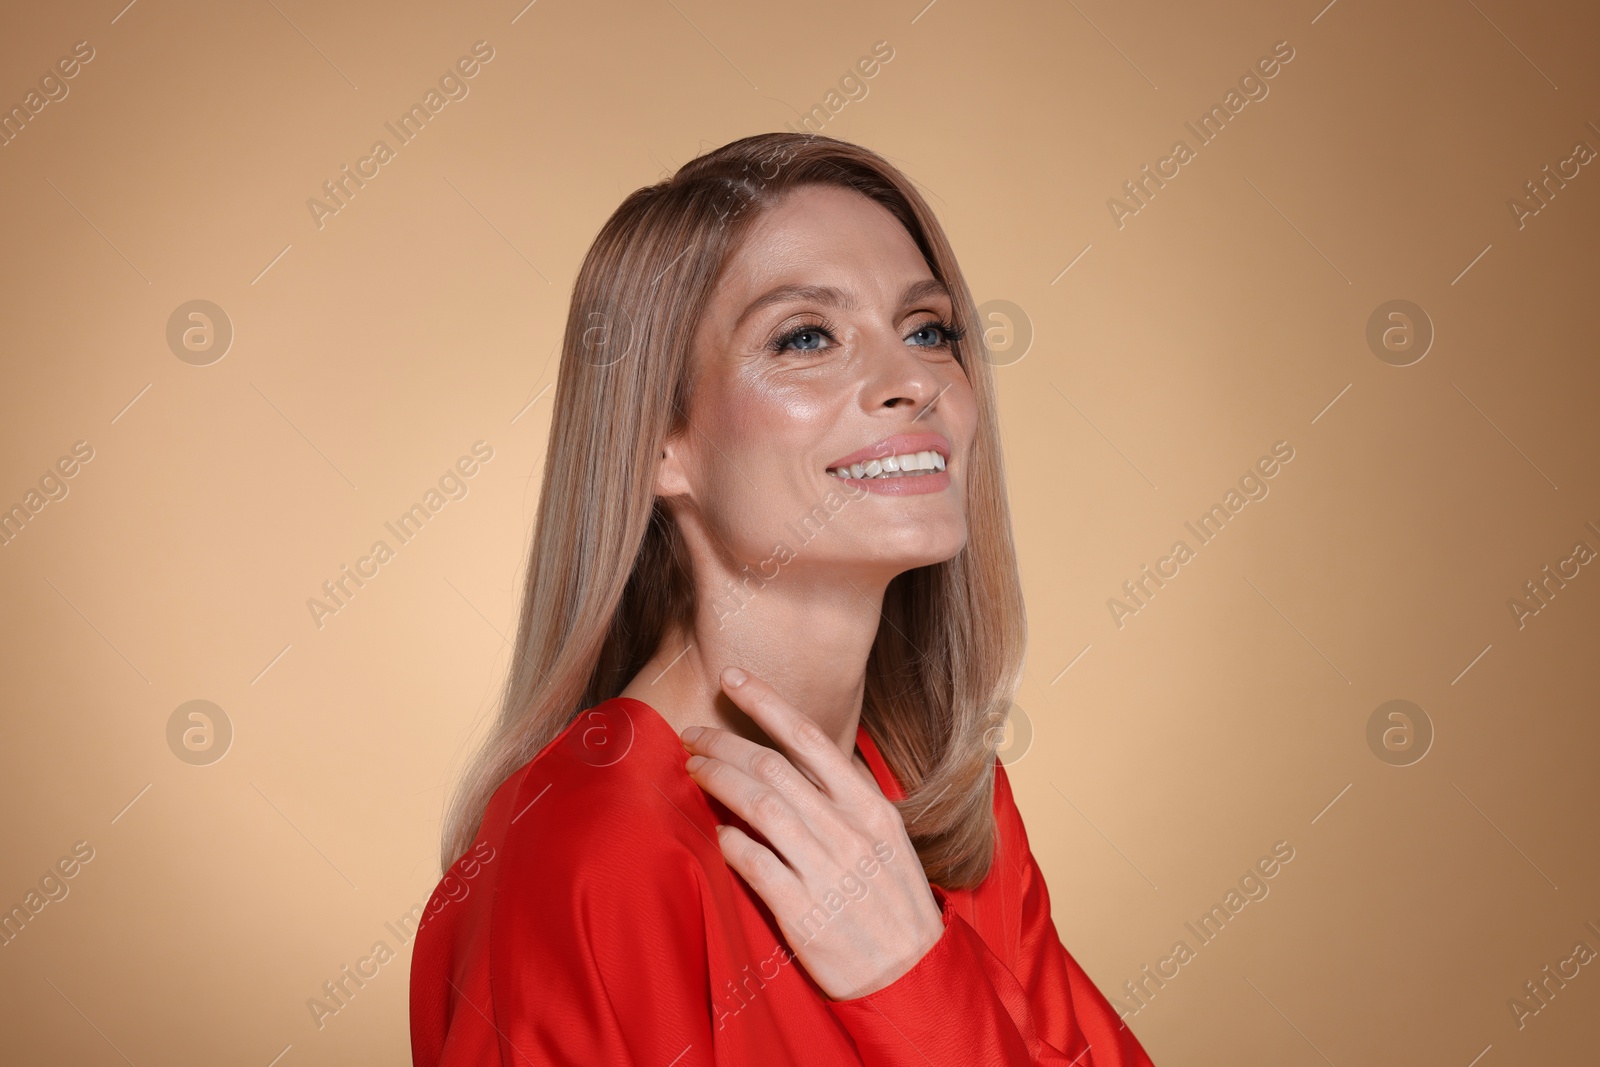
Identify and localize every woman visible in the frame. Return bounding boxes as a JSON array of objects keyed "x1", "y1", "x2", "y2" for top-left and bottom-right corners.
[{"x1": 410, "y1": 132, "x2": 1157, "y2": 1066}]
